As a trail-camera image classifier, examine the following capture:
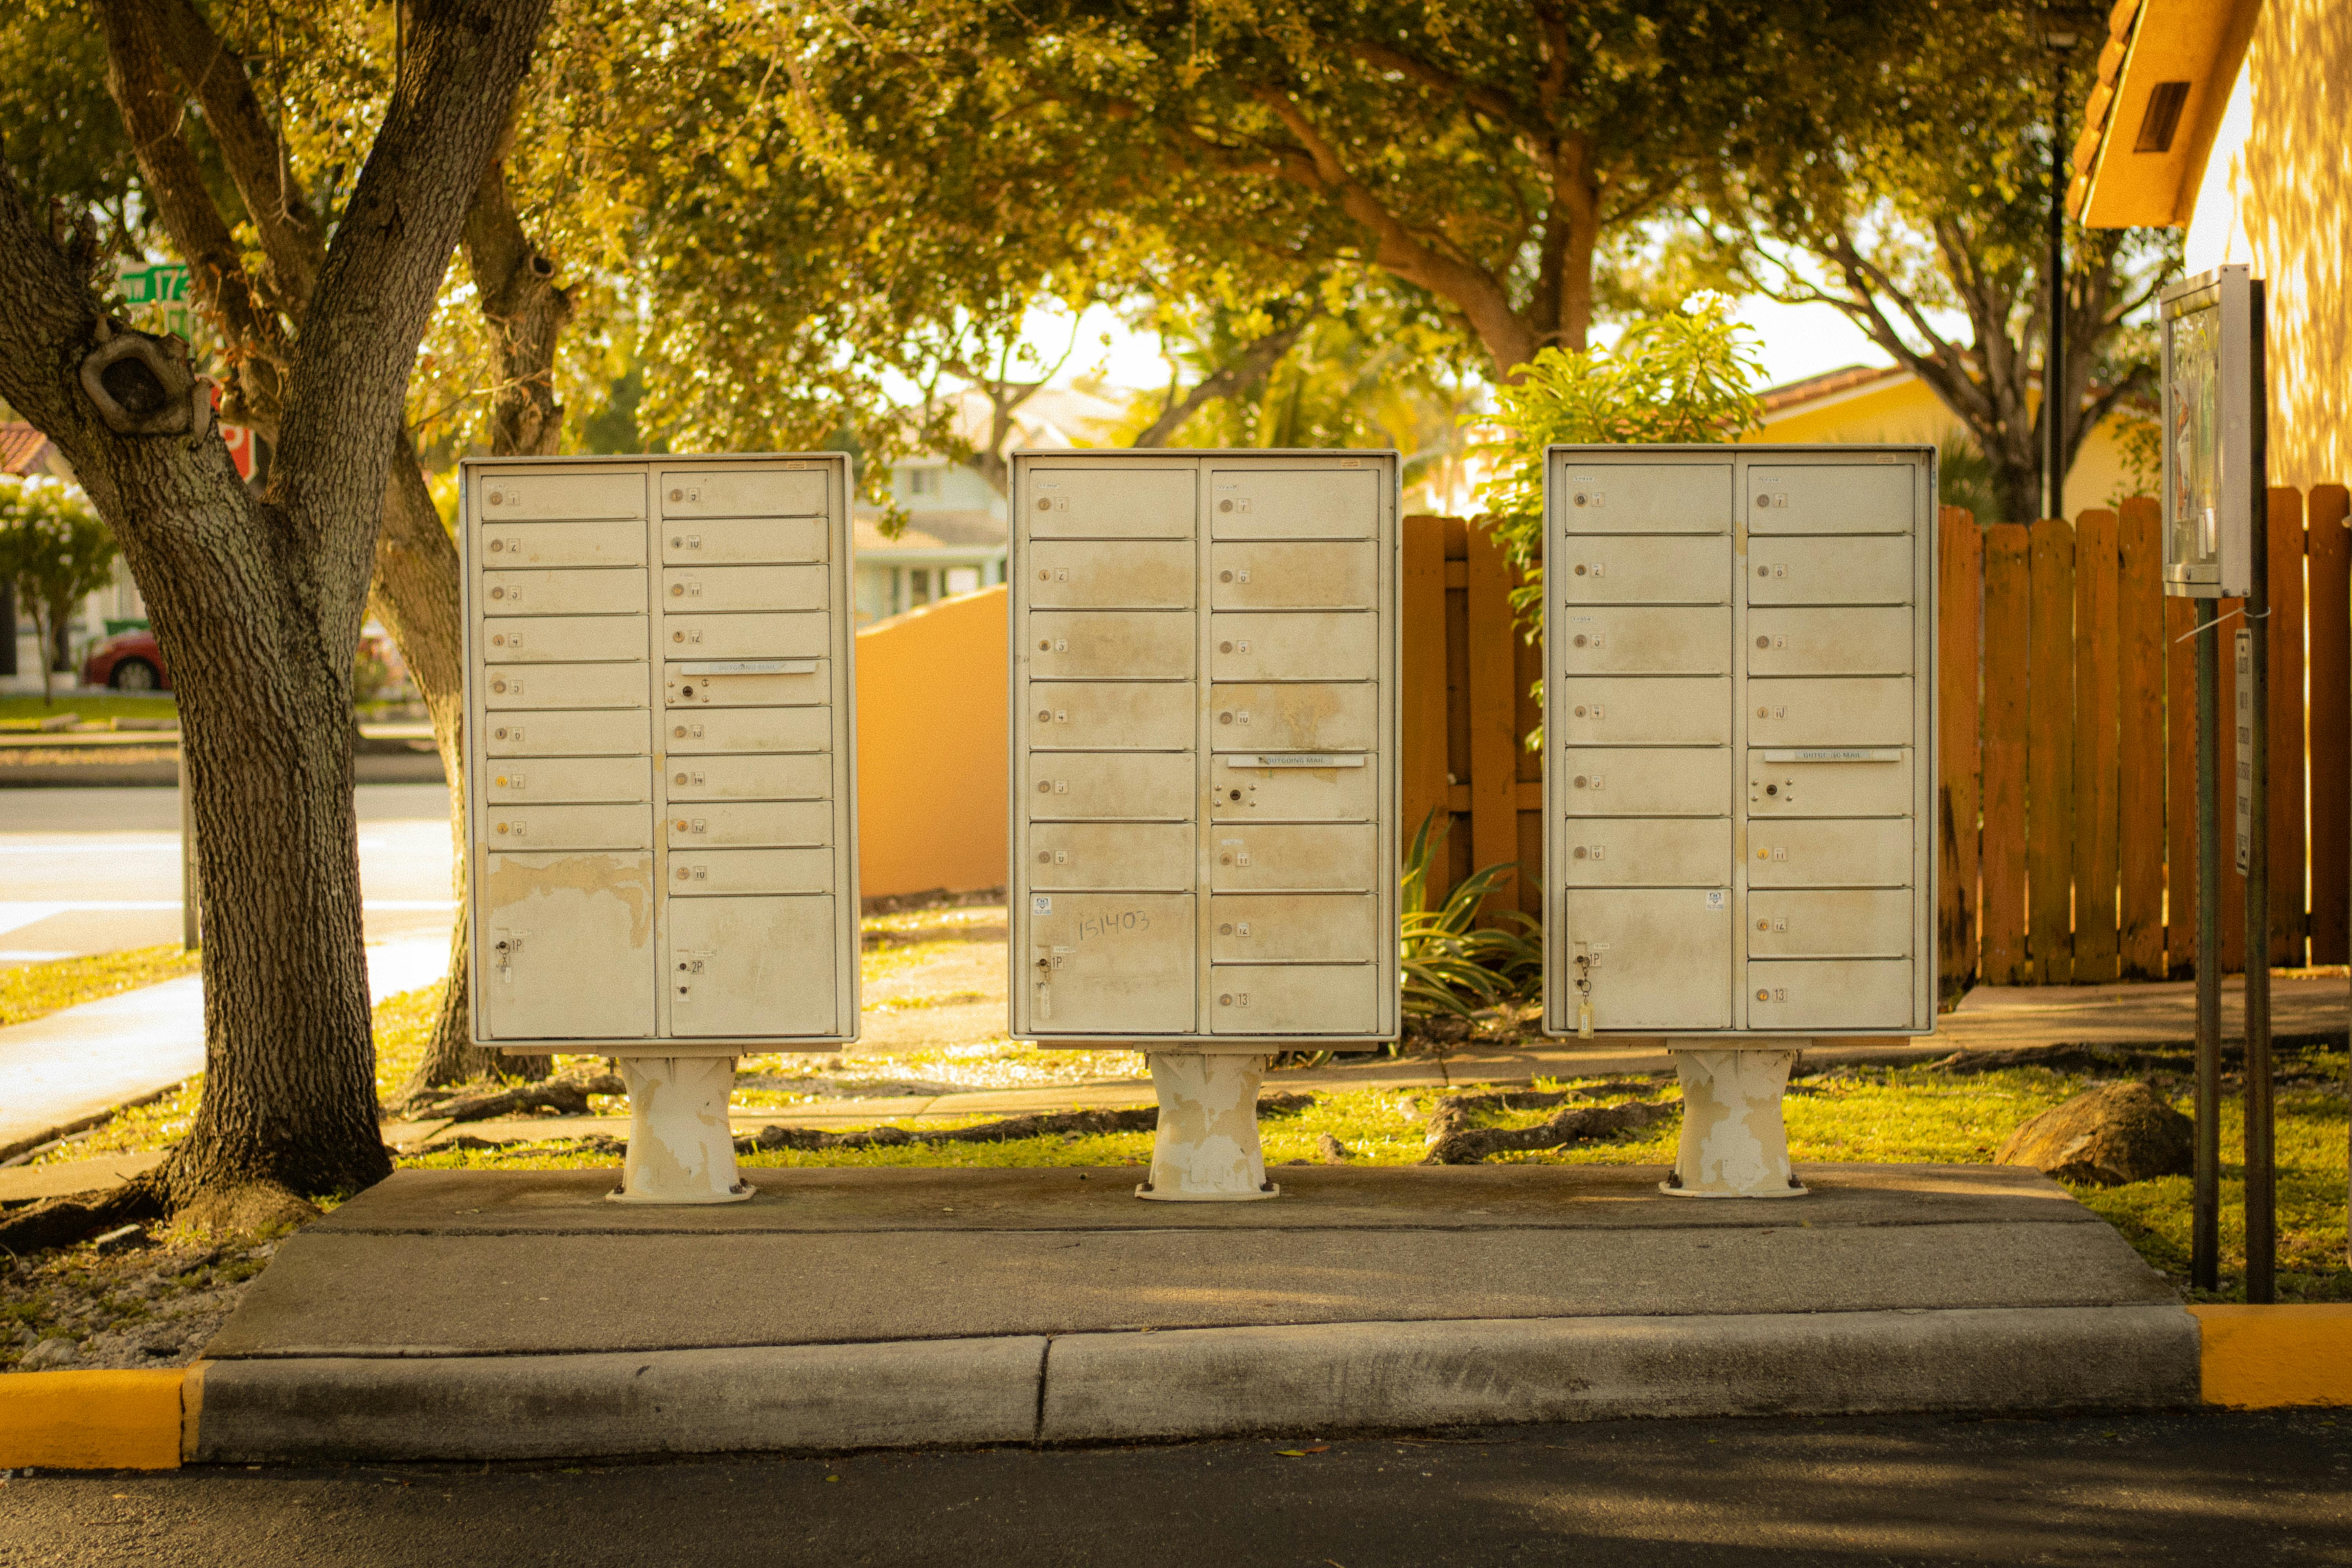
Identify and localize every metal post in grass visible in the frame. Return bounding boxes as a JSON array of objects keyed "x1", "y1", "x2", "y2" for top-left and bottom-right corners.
[{"x1": 2194, "y1": 620, "x2": 2221, "y2": 1290}]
